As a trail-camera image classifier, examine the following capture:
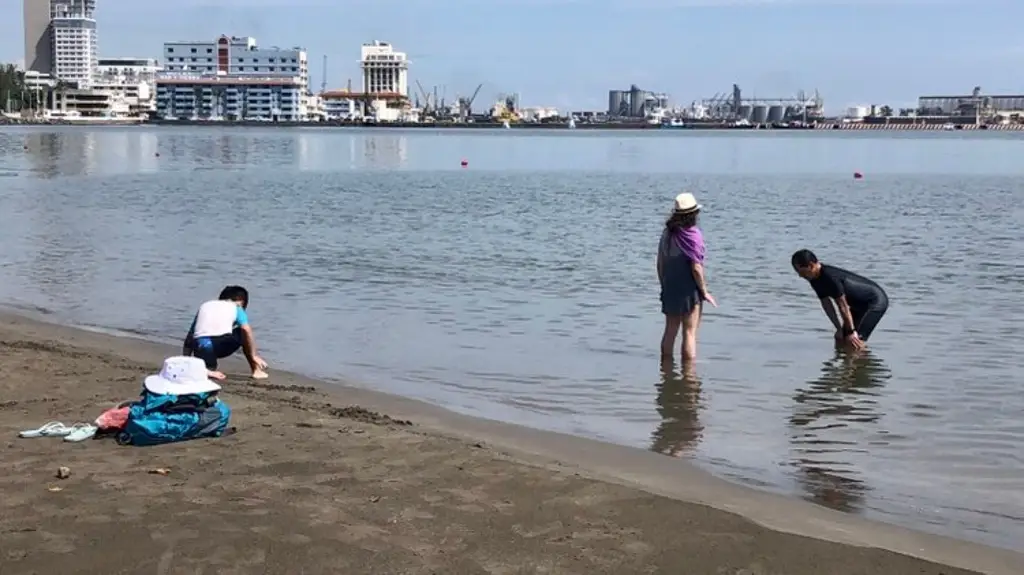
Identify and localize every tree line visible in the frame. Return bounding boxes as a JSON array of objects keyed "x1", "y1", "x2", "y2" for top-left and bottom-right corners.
[{"x1": 0, "y1": 63, "x2": 68, "y2": 113}]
